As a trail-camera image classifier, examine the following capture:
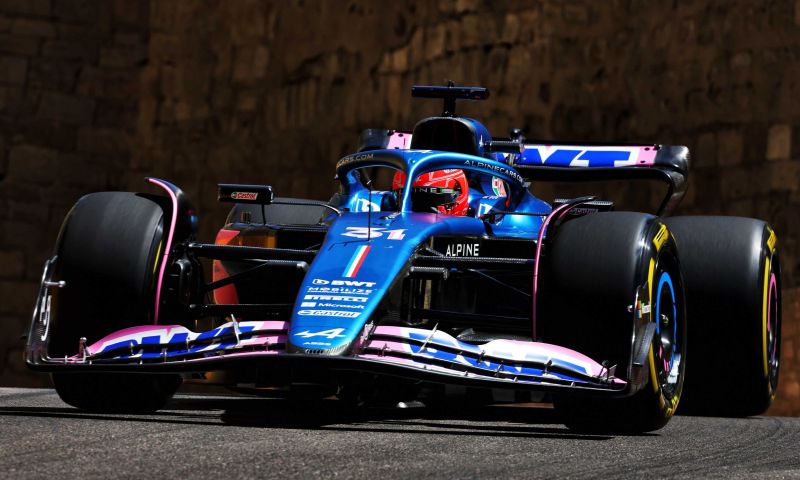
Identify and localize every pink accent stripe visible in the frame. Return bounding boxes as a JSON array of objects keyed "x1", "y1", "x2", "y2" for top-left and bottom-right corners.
[
  {"x1": 532, "y1": 203, "x2": 572, "y2": 340},
  {"x1": 372, "y1": 325, "x2": 406, "y2": 336},
  {"x1": 87, "y1": 325, "x2": 183, "y2": 352},
  {"x1": 254, "y1": 321, "x2": 291, "y2": 330},
  {"x1": 359, "y1": 354, "x2": 418, "y2": 366},
  {"x1": 147, "y1": 178, "x2": 179, "y2": 324},
  {"x1": 87, "y1": 320, "x2": 291, "y2": 354},
  {"x1": 386, "y1": 131, "x2": 411, "y2": 150},
  {"x1": 636, "y1": 147, "x2": 658, "y2": 165},
  {"x1": 768, "y1": 272, "x2": 777, "y2": 336},
  {"x1": 364, "y1": 339, "x2": 412, "y2": 353},
  {"x1": 532, "y1": 199, "x2": 594, "y2": 340},
  {"x1": 70, "y1": 349, "x2": 285, "y2": 362},
  {"x1": 239, "y1": 335, "x2": 287, "y2": 346}
]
